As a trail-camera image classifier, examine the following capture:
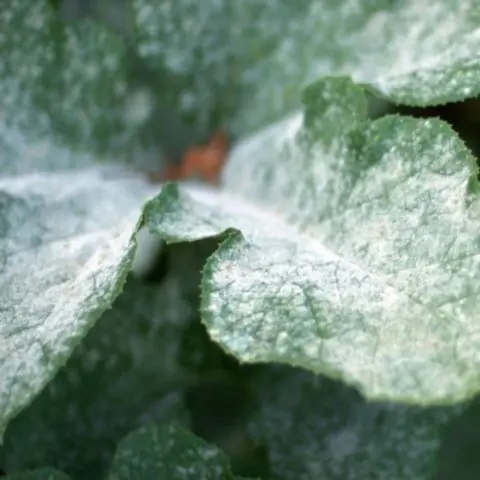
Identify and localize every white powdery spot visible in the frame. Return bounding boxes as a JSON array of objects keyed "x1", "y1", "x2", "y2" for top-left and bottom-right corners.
[
  {"x1": 184, "y1": 182, "x2": 299, "y2": 241},
  {"x1": 123, "y1": 88, "x2": 155, "y2": 127},
  {"x1": 223, "y1": 111, "x2": 304, "y2": 202},
  {"x1": 352, "y1": 1, "x2": 480, "y2": 98},
  {"x1": 327, "y1": 426, "x2": 360, "y2": 461}
]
